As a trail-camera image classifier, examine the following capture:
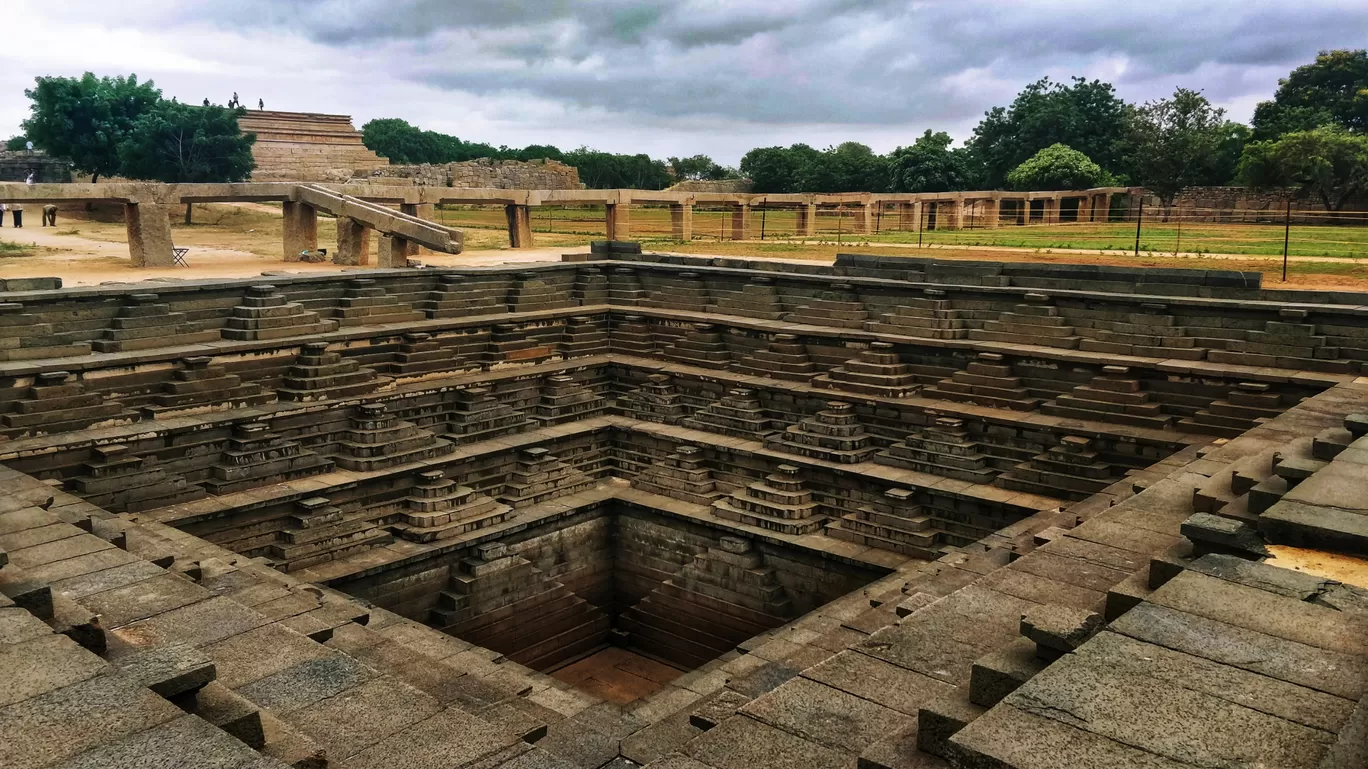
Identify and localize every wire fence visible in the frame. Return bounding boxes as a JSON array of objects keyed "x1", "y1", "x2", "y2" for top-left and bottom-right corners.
[{"x1": 429, "y1": 201, "x2": 1368, "y2": 261}]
